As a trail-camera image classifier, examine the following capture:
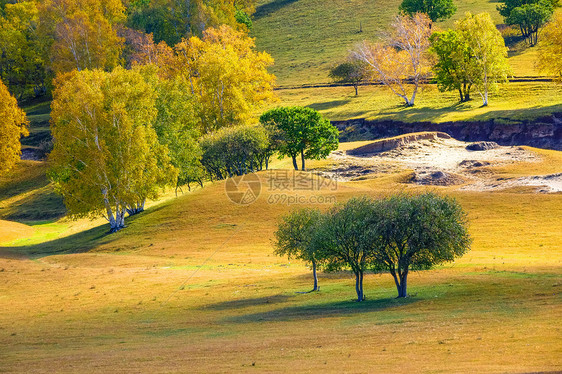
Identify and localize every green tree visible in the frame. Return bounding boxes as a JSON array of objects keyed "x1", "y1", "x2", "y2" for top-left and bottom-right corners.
[
  {"x1": 457, "y1": 12, "x2": 511, "y2": 106},
  {"x1": 498, "y1": 0, "x2": 558, "y2": 45},
  {"x1": 0, "y1": 78, "x2": 29, "y2": 175},
  {"x1": 313, "y1": 197, "x2": 378, "y2": 302},
  {"x1": 537, "y1": 10, "x2": 562, "y2": 80},
  {"x1": 200, "y1": 124, "x2": 270, "y2": 180},
  {"x1": 49, "y1": 67, "x2": 175, "y2": 232},
  {"x1": 259, "y1": 107, "x2": 339, "y2": 171},
  {"x1": 274, "y1": 208, "x2": 325, "y2": 292},
  {"x1": 399, "y1": 0, "x2": 457, "y2": 22},
  {"x1": 152, "y1": 74, "x2": 204, "y2": 193},
  {"x1": 329, "y1": 61, "x2": 366, "y2": 96},
  {"x1": 430, "y1": 30, "x2": 473, "y2": 102},
  {"x1": 371, "y1": 193, "x2": 471, "y2": 298}
]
